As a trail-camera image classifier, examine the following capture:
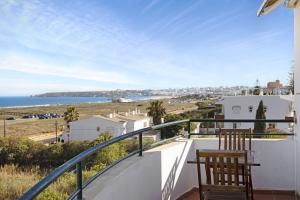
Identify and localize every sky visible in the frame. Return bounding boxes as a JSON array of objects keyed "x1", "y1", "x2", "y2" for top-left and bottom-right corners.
[{"x1": 0, "y1": 0, "x2": 294, "y2": 96}]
